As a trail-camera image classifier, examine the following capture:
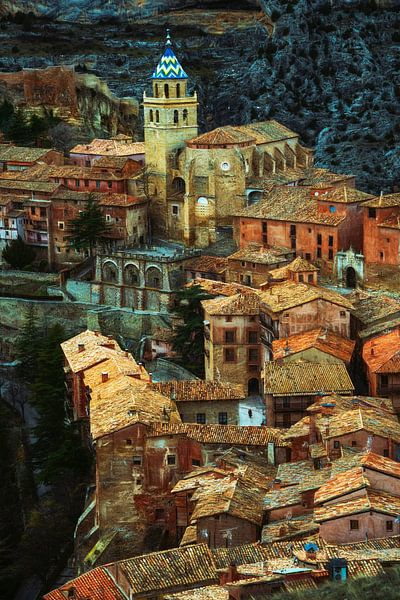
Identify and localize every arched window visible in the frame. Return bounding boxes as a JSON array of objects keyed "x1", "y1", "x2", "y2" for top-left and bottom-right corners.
[
  {"x1": 124, "y1": 264, "x2": 140, "y2": 286},
  {"x1": 172, "y1": 177, "x2": 185, "y2": 193},
  {"x1": 176, "y1": 83, "x2": 181, "y2": 98},
  {"x1": 183, "y1": 108, "x2": 188, "y2": 123},
  {"x1": 174, "y1": 110, "x2": 179, "y2": 124},
  {"x1": 155, "y1": 110, "x2": 160, "y2": 123},
  {"x1": 146, "y1": 267, "x2": 162, "y2": 289},
  {"x1": 102, "y1": 262, "x2": 118, "y2": 283},
  {"x1": 164, "y1": 84, "x2": 169, "y2": 98},
  {"x1": 149, "y1": 109, "x2": 154, "y2": 122},
  {"x1": 155, "y1": 84, "x2": 159, "y2": 98}
]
